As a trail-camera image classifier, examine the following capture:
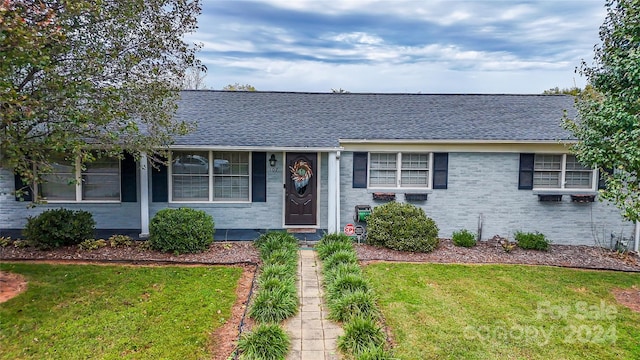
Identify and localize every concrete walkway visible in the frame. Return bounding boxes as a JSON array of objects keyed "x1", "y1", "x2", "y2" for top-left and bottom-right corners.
[{"x1": 285, "y1": 249, "x2": 343, "y2": 360}]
